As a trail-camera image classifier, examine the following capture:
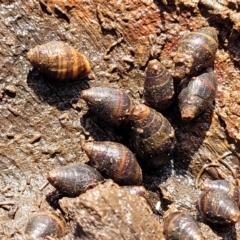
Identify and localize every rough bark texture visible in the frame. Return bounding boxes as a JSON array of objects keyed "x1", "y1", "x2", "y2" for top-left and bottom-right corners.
[{"x1": 1, "y1": 0, "x2": 240, "y2": 239}]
